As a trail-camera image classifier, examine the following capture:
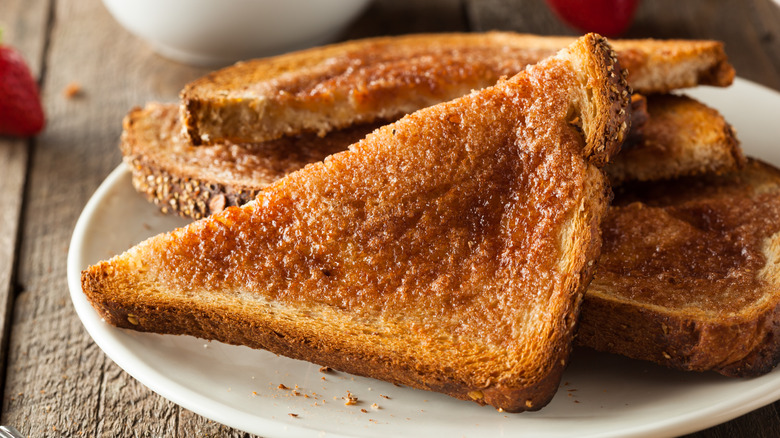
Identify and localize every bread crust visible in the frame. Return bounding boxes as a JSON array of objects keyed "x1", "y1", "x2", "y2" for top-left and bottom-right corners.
[
  {"x1": 84, "y1": 34, "x2": 630, "y2": 412},
  {"x1": 580, "y1": 159, "x2": 780, "y2": 377},
  {"x1": 180, "y1": 31, "x2": 731, "y2": 145},
  {"x1": 121, "y1": 103, "x2": 377, "y2": 219},
  {"x1": 579, "y1": 289, "x2": 780, "y2": 377}
]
